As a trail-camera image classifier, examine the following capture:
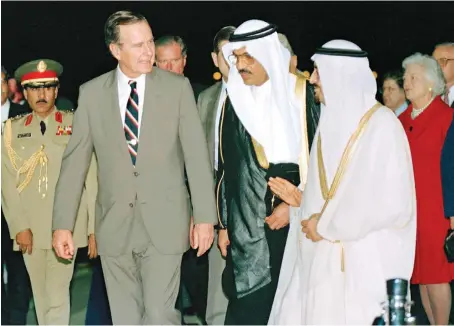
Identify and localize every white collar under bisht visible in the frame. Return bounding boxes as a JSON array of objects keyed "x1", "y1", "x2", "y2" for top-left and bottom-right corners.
[
  {"x1": 313, "y1": 40, "x2": 378, "y2": 182},
  {"x1": 222, "y1": 19, "x2": 301, "y2": 164}
]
